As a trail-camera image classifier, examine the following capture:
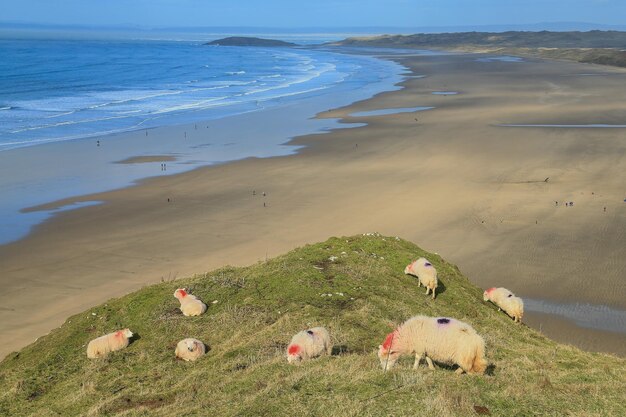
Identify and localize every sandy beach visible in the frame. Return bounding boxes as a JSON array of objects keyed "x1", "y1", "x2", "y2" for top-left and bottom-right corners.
[{"x1": 1, "y1": 52, "x2": 625, "y2": 359}]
